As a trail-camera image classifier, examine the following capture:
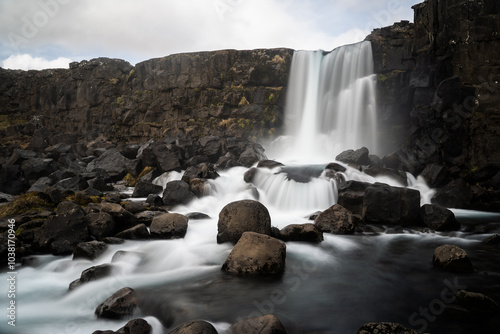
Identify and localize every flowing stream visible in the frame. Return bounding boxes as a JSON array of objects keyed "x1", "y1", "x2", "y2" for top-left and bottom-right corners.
[{"x1": 2, "y1": 42, "x2": 500, "y2": 334}]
